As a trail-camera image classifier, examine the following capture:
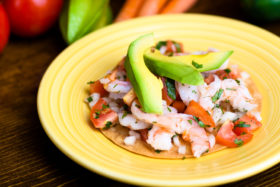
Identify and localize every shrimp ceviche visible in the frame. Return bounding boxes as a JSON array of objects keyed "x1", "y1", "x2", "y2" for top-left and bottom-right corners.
[{"x1": 85, "y1": 33, "x2": 262, "y2": 158}]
